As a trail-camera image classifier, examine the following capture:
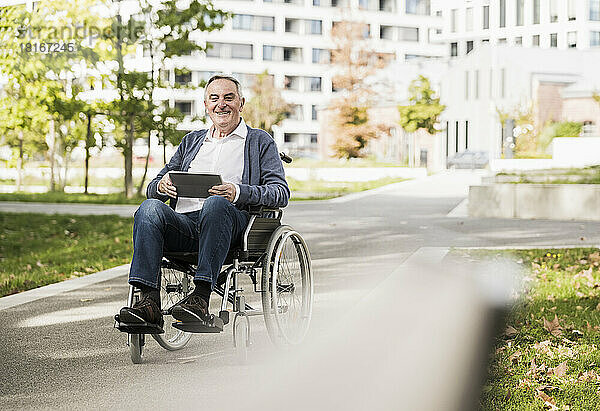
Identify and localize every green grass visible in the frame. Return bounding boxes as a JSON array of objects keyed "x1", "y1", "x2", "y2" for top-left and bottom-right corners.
[
  {"x1": 497, "y1": 165, "x2": 600, "y2": 184},
  {"x1": 0, "y1": 177, "x2": 407, "y2": 203},
  {"x1": 0, "y1": 213, "x2": 133, "y2": 297},
  {"x1": 288, "y1": 177, "x2": 406, "y2": 200},
  {"x1": 0, "y1": 192, "x2": 147, "y2": 205},
  {"x1": 462, "y1": 248, "x2": 600, "y2": 409}
]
